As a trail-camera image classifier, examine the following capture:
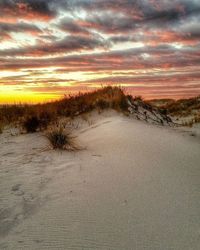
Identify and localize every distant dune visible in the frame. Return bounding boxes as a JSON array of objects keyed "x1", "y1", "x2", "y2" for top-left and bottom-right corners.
[{"x1": 150, "y1": 95, "x2": 200, "y2": 125}]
